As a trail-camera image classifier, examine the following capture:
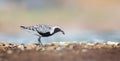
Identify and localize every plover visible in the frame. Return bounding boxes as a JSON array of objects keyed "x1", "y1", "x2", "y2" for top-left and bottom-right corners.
[{"x1": 20, "y1": 24, "x2": 65, "y2": 46}]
